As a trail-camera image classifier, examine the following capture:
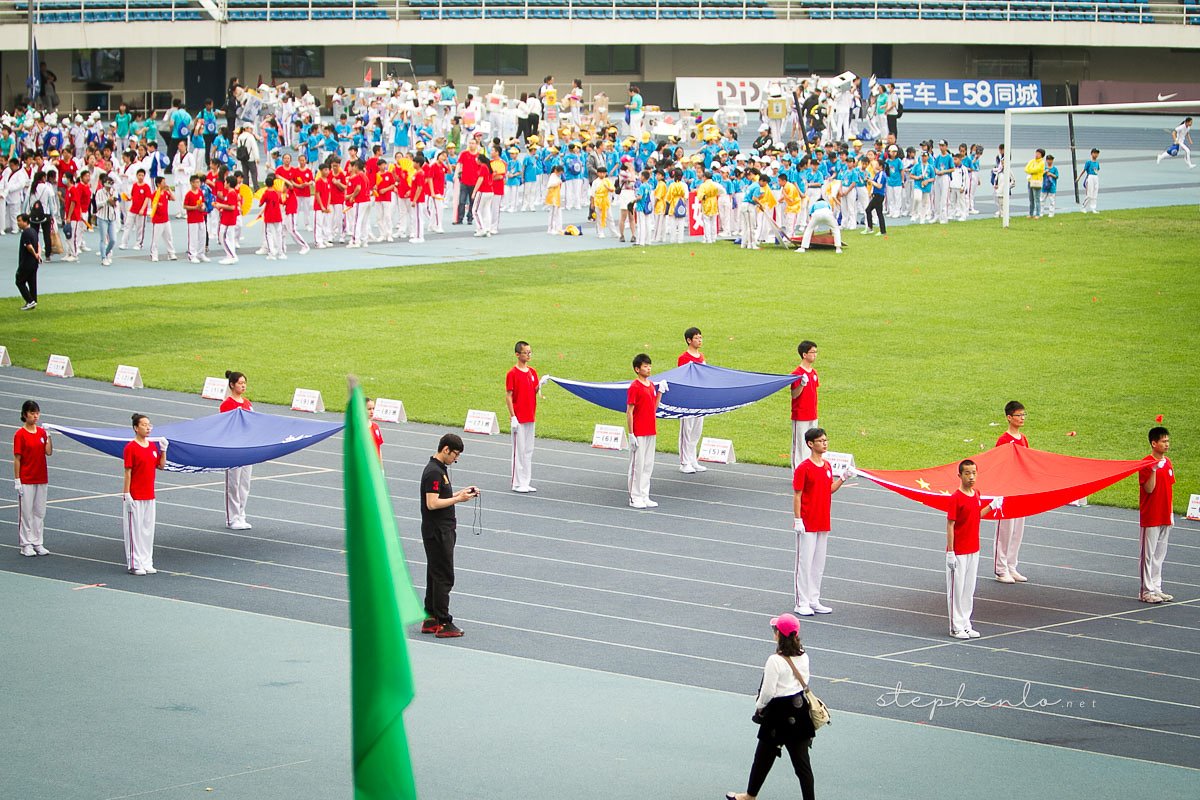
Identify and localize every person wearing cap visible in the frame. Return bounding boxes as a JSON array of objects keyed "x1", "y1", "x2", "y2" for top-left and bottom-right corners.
[{"x1": 725, "y1": 613, "x2": 816, "y2": 800}]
